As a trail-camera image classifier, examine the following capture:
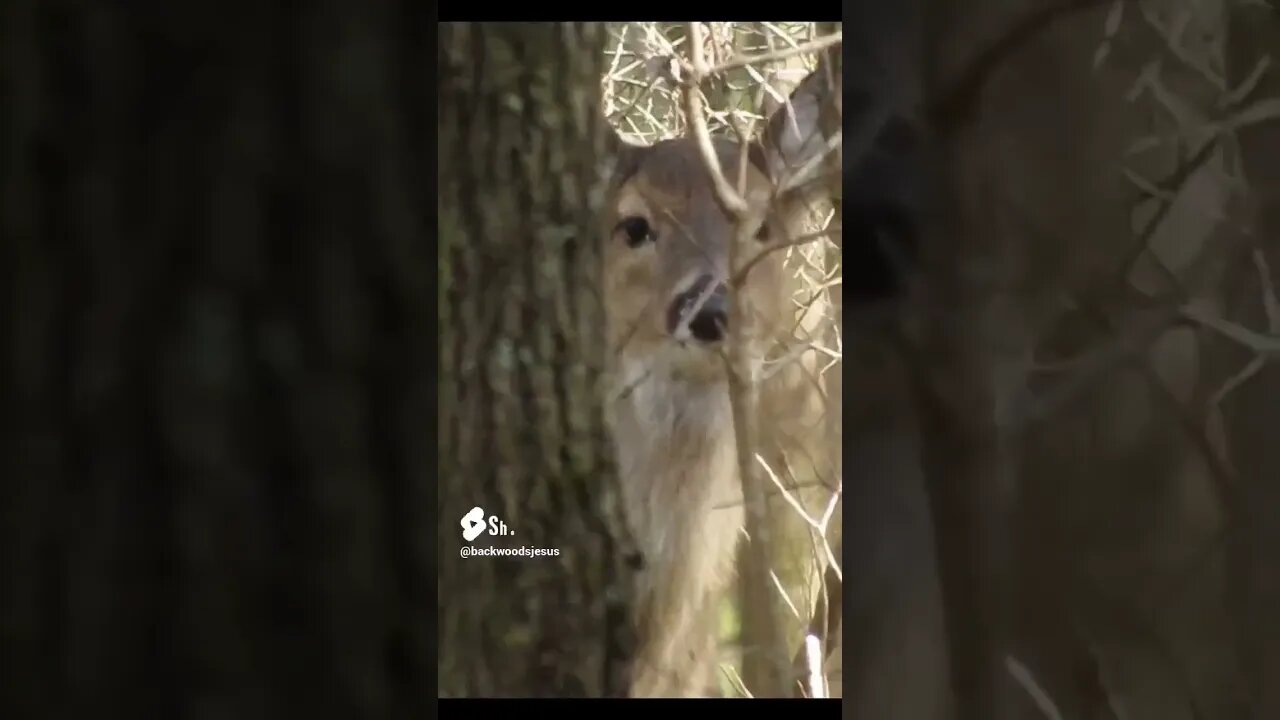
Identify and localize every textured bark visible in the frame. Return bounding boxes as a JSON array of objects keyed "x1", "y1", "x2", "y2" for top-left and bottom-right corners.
[
  {"x1": 1, "y1": 2, "x2": 431, "y2": 717},
  {"x1": 435, "y1": 23, "x2": 640, "y2": 698}
]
